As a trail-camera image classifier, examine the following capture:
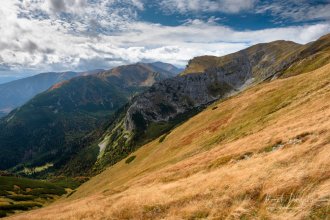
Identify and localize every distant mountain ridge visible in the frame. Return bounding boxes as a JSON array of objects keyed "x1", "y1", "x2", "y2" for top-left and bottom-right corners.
[
  {"x1": 0, "y1": 76, "x2": 23, "y2": 85},
  {"x1": 0, "y1": 70, "x2": 103, "y2": 117},
  {"x1": 148, "y1": 62, "x2": 183, "y2": 75},
  {"x1": 0, "y1": 62, "x2": 179, "y2": 175}
]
